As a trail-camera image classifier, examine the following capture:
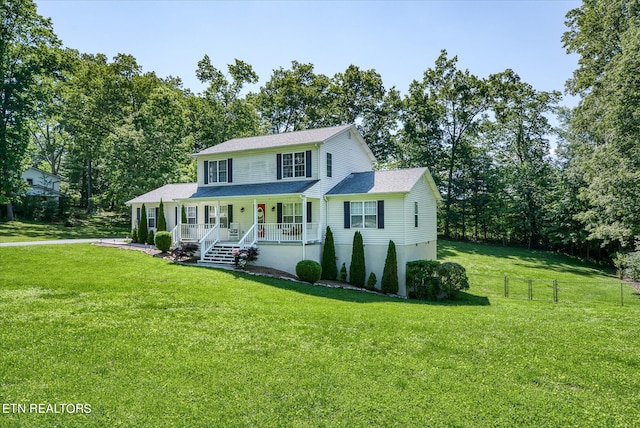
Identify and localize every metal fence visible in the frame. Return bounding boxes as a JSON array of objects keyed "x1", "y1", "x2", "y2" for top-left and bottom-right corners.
[{"x1": 467, "y1": 273, "x2": 637, "y2": 306}]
